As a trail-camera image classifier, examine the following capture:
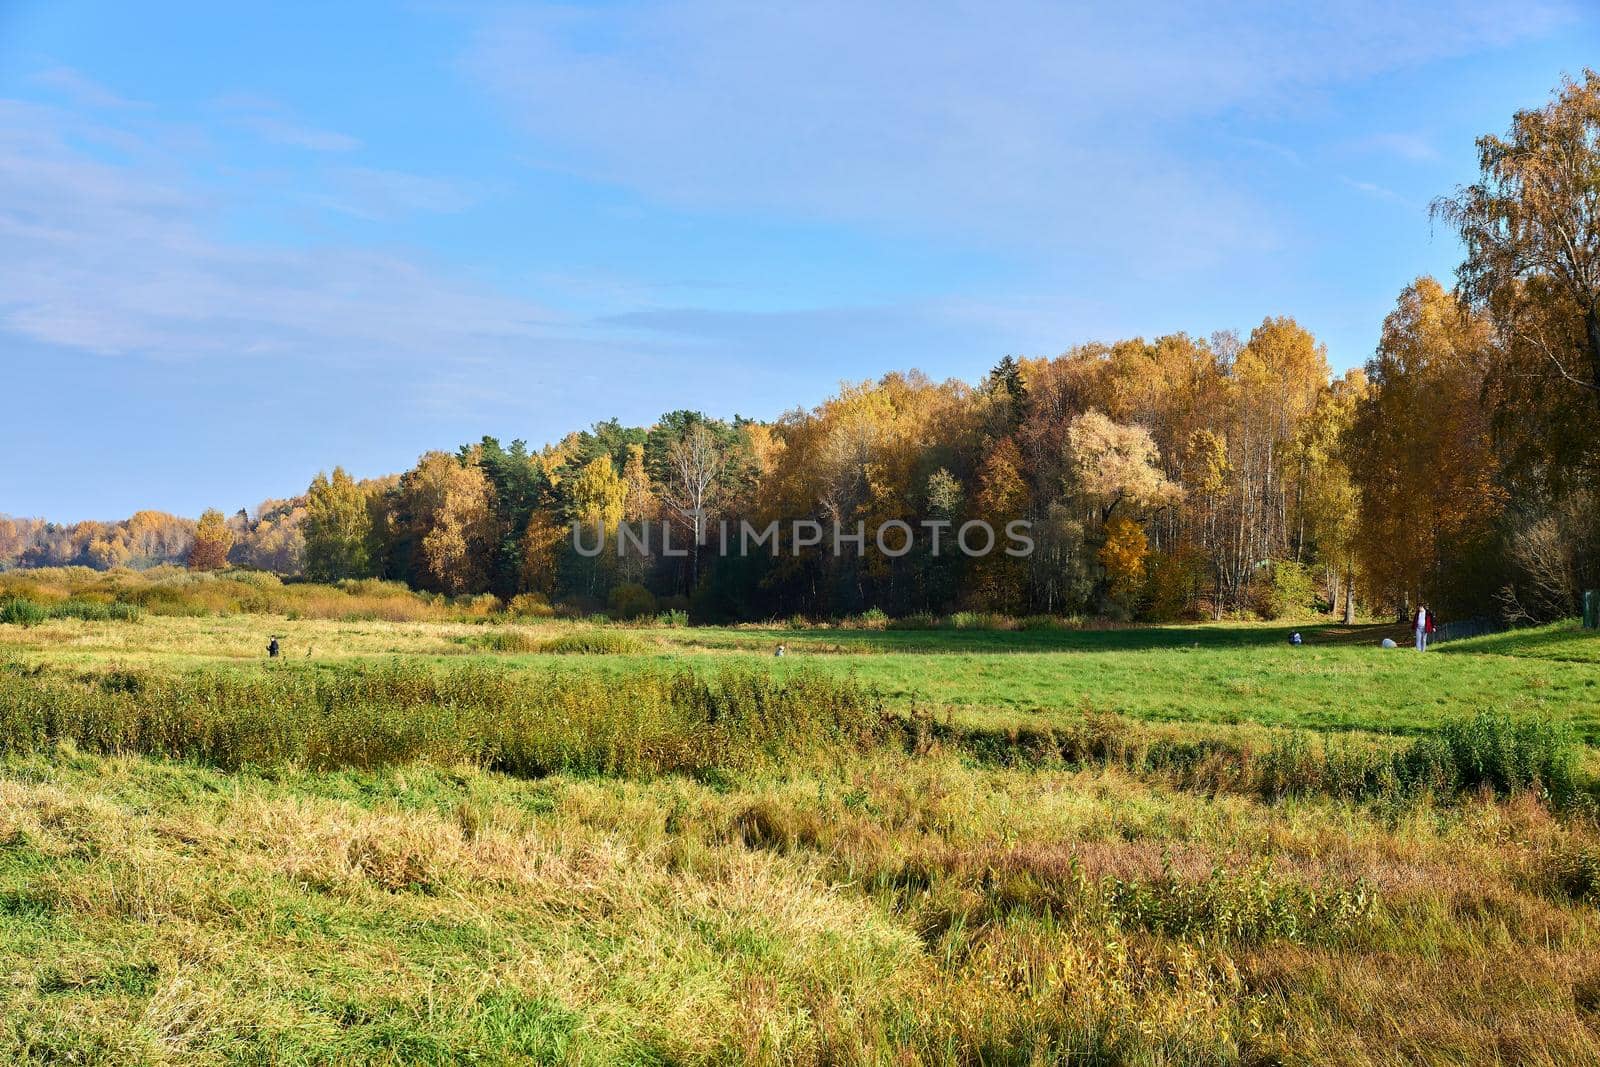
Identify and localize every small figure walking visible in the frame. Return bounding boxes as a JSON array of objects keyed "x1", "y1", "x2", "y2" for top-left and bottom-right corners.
[
  {"x1": 1289, "y1": 631, "x2": 1303, "y2": 646},
  {"x1": 1413, "y1": 606, "x2": 1428, "y2": 652},
  {"x1": 267, "y1": 637, "x2": 280, "y2": 658},
  {"x1": 774, "y1": 642, "x2": 786, "y2": 658}
]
